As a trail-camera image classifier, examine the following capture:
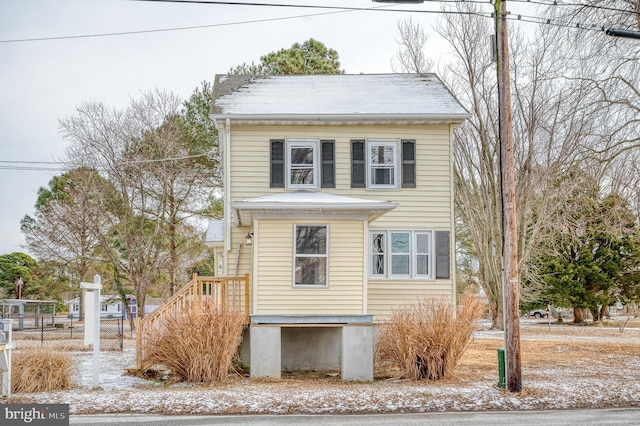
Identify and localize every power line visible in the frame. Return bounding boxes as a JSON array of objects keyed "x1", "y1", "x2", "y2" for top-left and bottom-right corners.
[
  {"x1": 0, "y1": 0, "x2": 628, "y2": 45},
  {"x1": 0, "y1": 9, "x2": 355, "y2": 43},
  {"x1": 116, "y1": 153, "x2": 210, "y2": 165},
  {"x1": 0, "y1": 154, "x2": 211, "y2": 172},
  {"x1": 0, "y1": 160, "x2": 61, "y2": 164},
  {"x1": 0, "y1": 0, "x2": 591, "y2": 44},
  {"x1": 508, "y1": 0, "x2": 639, "y2": 16}
]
